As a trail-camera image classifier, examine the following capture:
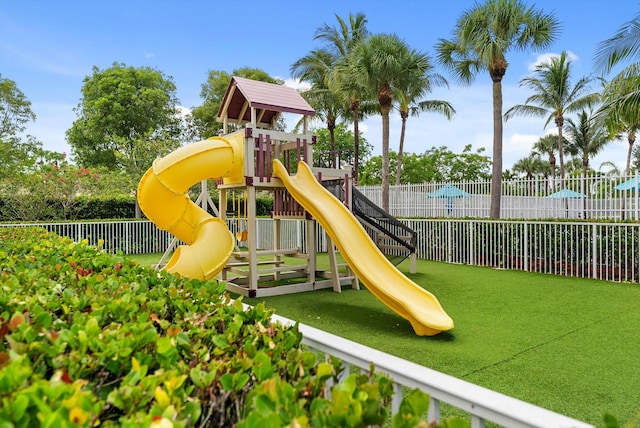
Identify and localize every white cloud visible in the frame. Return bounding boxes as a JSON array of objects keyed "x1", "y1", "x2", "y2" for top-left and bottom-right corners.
[
  {"x1": 282, "y1": 78, "x2": 310, "y2": 92},
  {"x1": 144, "y1": 51, "x2": 155, "y2": 59},
  {"x1": 527, "y1": 50, "x2": 579, "y2": 72}
]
